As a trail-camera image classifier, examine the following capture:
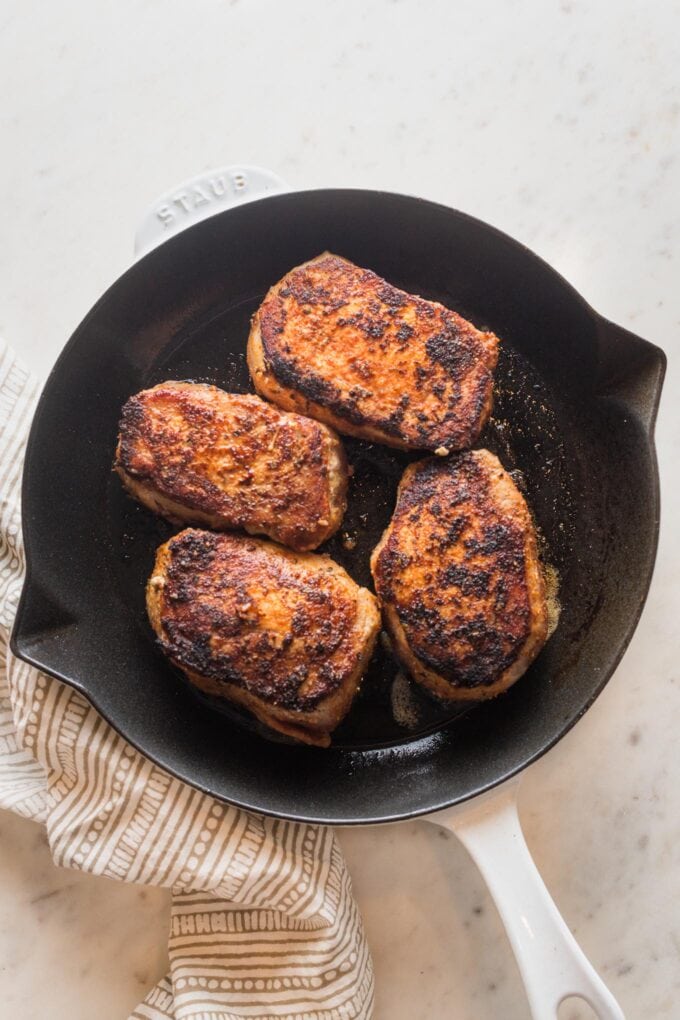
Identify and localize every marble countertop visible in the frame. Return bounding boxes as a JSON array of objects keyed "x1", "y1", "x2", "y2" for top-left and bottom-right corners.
[{"x1": 1, "y1": 1, "x2": 679, "y2": 1017}]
